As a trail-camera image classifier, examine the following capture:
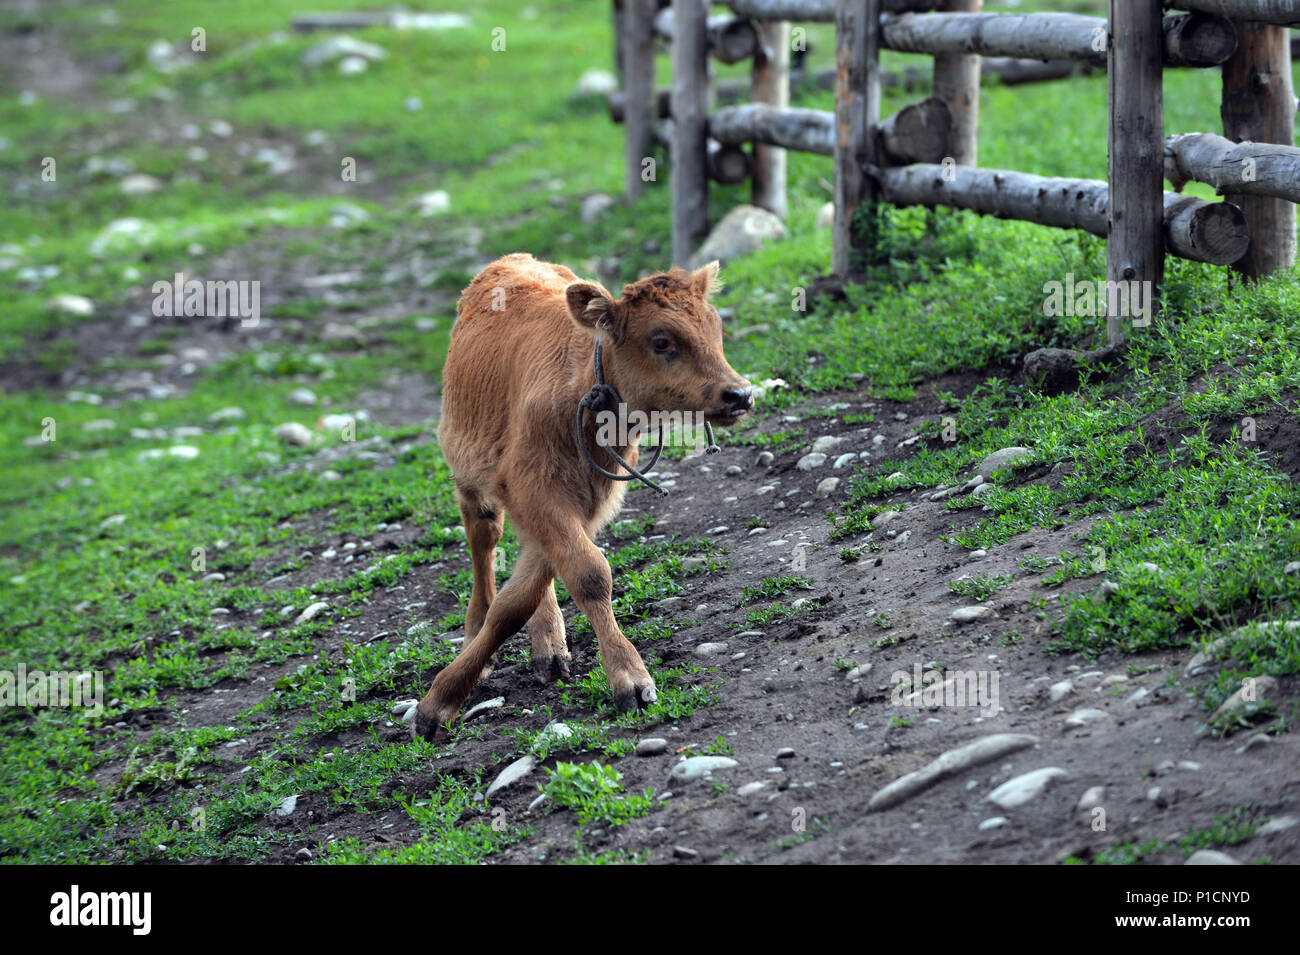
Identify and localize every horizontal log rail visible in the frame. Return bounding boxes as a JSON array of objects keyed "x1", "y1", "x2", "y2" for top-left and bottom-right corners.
[
  {"x1": 1164, "y1": 132, "x2": 1300, "y2": 203},
  {"x1": 1168, "y1": 0, "x2": 1300, "y2": 26},
  {"x1": 879, "y1": 164, "x2": 1252, "y2": 265},
  {"x1": 710, "y1": 97, "x2": 952, "y2": 164},
  {"x1": 880, "y1": 11, "x2": 1238, "y2": 67}
]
